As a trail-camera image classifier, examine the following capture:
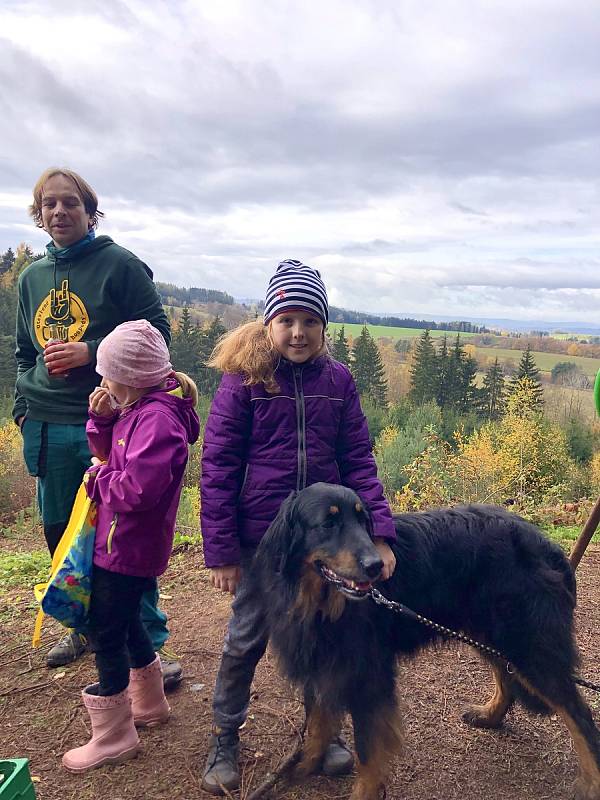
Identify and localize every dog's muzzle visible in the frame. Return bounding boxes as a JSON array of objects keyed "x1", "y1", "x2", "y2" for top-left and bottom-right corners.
[{"x1": 315, "y1": 561, "x2": 374, "y2": 600}]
